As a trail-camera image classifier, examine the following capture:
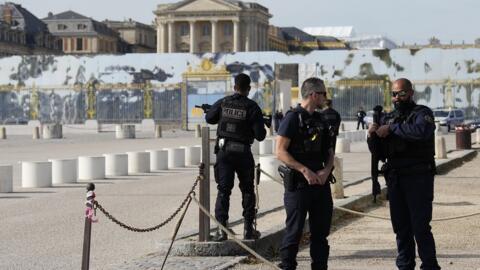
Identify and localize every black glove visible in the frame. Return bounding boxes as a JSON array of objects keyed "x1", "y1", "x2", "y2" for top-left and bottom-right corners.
[{"x1": 263, "y1": 114, "x2": 272, "y2": 128}]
